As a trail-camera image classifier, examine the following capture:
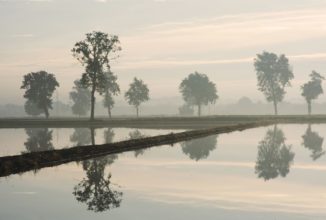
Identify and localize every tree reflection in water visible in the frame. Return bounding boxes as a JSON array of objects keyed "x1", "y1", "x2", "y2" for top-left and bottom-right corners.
[
  {"x1": 181, "y1": 135, "x2": 218, "y2": 161},
  {"x1": 302, "y1": 125, "x2": 325, "y2": 160},
  {"x1": 73, "y1": 157, "x2": 122, "y2": 212},
  {"x1": 255, "y1": 126, "x2": 295, "y2": 181},
  {"x1": 70, "y1": 128, "x2": 92, "y2": 146},
  {"x1": 129, "y1": 129, "x2": 147, "y2": 157},
  {"x1": 24, "y1": 128, "x2": 54, "y2": 152},
  {"x1": 73, "y1": 127, "x2": 122, "y2": 212}
]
